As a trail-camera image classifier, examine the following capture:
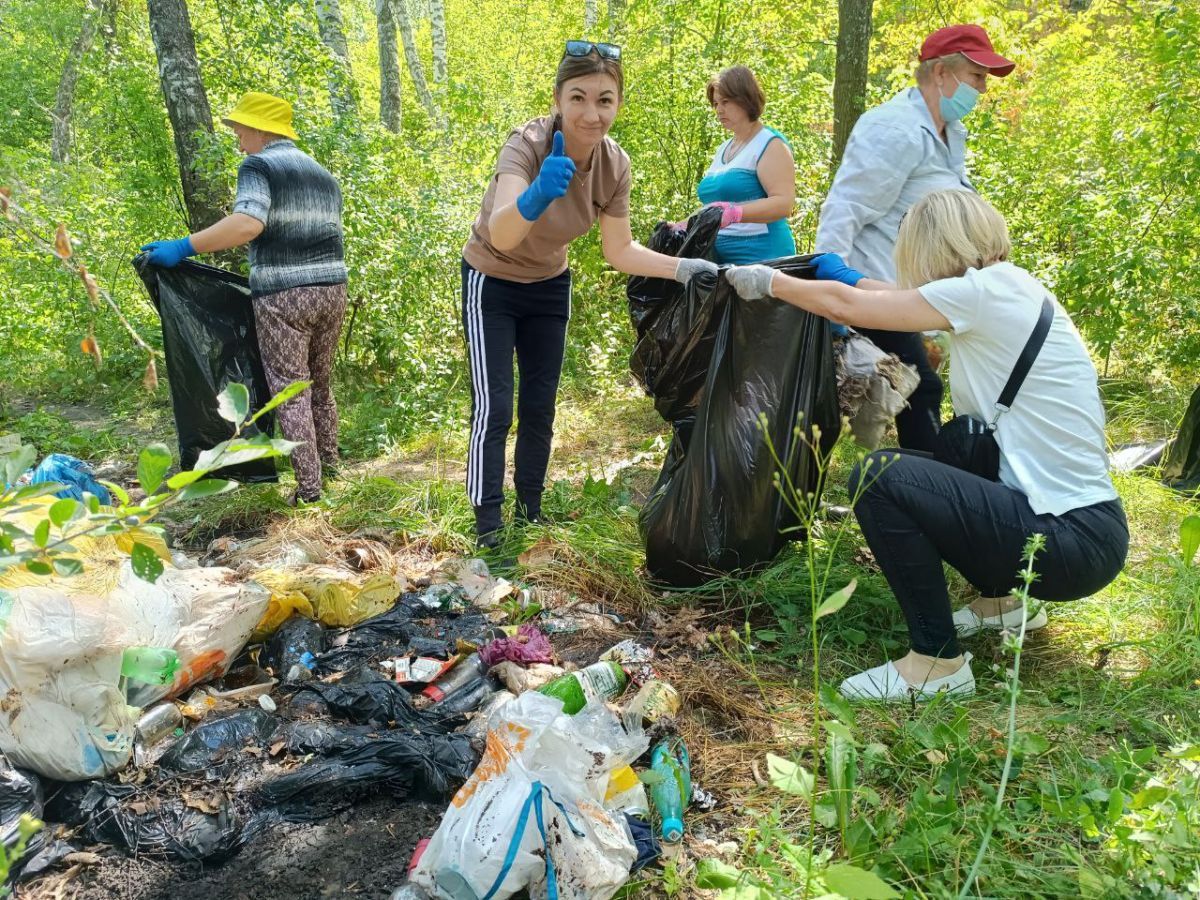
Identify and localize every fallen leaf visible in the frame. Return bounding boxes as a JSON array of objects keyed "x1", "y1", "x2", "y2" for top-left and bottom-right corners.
[
  {"x1": 128, "y1": 801, "x2": 149, "y2": 815},
  {"x1": 270, "y1": 739, "x2": 286, "y2": 757},
  {"x1": 518, "y1": 537, "x2": 557, "y2": 568},
  {"x1": 63, "y1": 851, "x2": 102, "y2": 866},
  {"x1": 244, "y1": 745, "x2": 263, "y2": 757},
  {"x1": 182, "y1": 792, "x2": 221, "y2": 815},
  {"x1": 143, "y1": 356, "x2": 158, "y2": 391},
  {"x1": 54, "y1": 223, "x2": 72, "y2": 259},
  {"x1": 924, "y1": 749, "x2": 947, "y2": 765}
]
